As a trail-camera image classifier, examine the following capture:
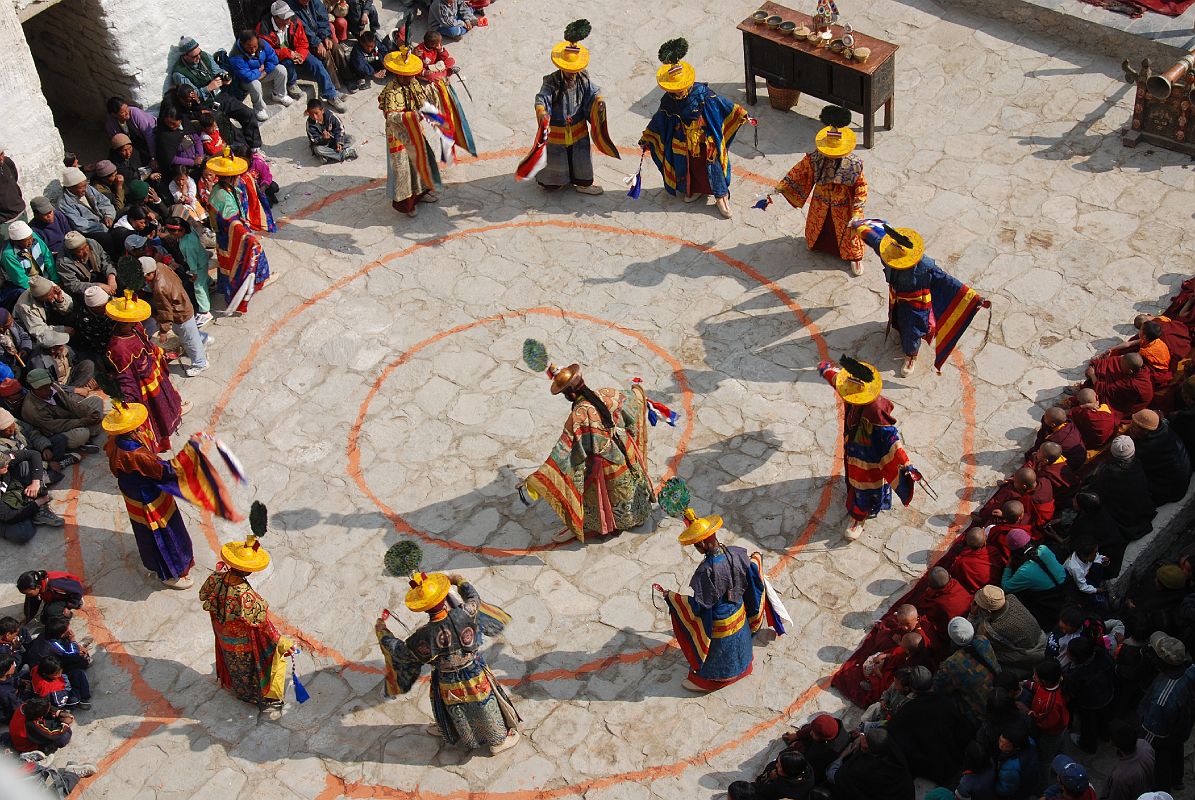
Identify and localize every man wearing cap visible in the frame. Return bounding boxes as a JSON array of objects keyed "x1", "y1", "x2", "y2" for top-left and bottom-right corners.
[
  {"x1": 0, "y1": 403, "x2": 79, "y2": 486},
  {"x1": 55, "y1": 232, "x2": 116, "y2": 304},
  {"x1": 103, "y1": 401, "x2": 195, "y2": 590},
  {"x1": 818, "y1": 357, "x2": 912, "y2": 541},
  {"x1": 28, "y1": 197, "x2": 74, "y2": 259},
  {"x1": 530, "y1": 21, "x2": 618, "y2": 195},
  {"x1": 1138, "y1": 632, "x2": 1195, "y2": 792},
  {"x1": 104, "y1": 97, "x2": 157, "y2": 166},
  {"x1": 931, "y1": 616, "x2": 1000, "y2": 721},
  {"x1": 968, "y1": 584, "x2": 1047, "y2": 676},
  {"x1": 641, "y1": 38, "x2": 747, "y2": 220},
  {"x1": 90, "y1": 160, "x2": 125, "y2": 212},
  {"x1": 1130, "y1": 409, "x2": 1192, "y2": 505},
  {"x1": 774, "y1": 105, "x2": 868, "y2": 276},
  {"x1": 56, "y1": 168, "x2": 116, "y2": 258},
  {"x1": 140, "y1": 257, "x2": 211, "y2": 378},
  {"x1": 653, "y1": 509, "x2": 781, "y2": 692},
  {"x1": 168, "y1": 43, "x2": 264, "y2": 154},
  {"x1": 1088, "y1": 435, "x2": 1158, "y2": 542},
  {"x1": 853, "y1": 218, "x2": 987, "y2": 377},
  {"x1": 257, "y1": 1, "x2": 344, "y2": 111},
  {"x1": 171, "y1": 36, "x2": 232, "y2": 103},
  {"x1": 0, "y1": 441, "x2": 62, "y2": 542},
  {"x1": 520, "y1": 363, "x2": 653, "y2": 544},
  {"x1": 109, "y1": 134, "x2": 150, "y2": 186},
  {"x1": 375, "y1": 572, "x2": 522, "y2": 754},
  {"x1": 1043, "y1": 755, "x2": 1096, "y2": 800},
  {"x1": 28, "y1": 329, "x2": 95, "y2": 395},
  {"x1": 20, "y1": 368, "x2": 102, "y2": 457},
  {"x1": 781, "y1": 713, "x2": 851, "y2": 783},
  {"x1": 1102, "y1": 725, "x2": 1155, "y2": 800},
  {"x1": 14, "y1": 277, "x2": 73, "y2": 351},
  {"x1": 1, "y1": 221, "x2": 57, "y2": 306},
  {"x1": 74, "y1": 286, "x2": 116, "y2": 365}
]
